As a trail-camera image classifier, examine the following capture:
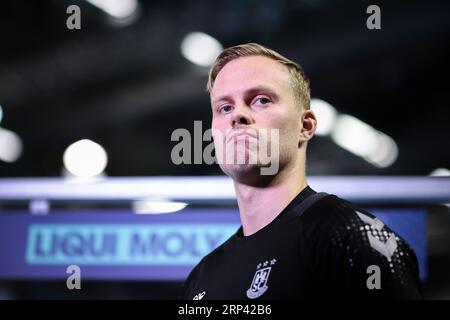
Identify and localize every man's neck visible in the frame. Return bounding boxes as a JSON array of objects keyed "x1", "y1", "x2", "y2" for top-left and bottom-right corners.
[{"x1": 233, "y1": 162, "x2": 308, "y2": 237}]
